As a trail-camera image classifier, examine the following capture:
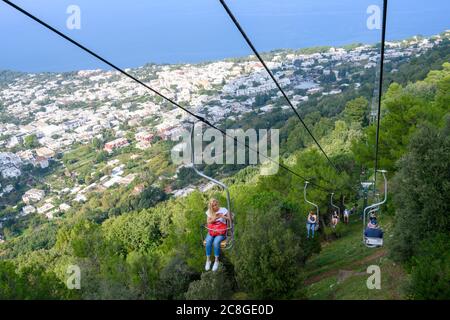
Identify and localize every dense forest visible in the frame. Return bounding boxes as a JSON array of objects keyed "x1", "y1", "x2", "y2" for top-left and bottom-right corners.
[{"x1": 0, "y1": 43, "x2": 449, "y2": 300}]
